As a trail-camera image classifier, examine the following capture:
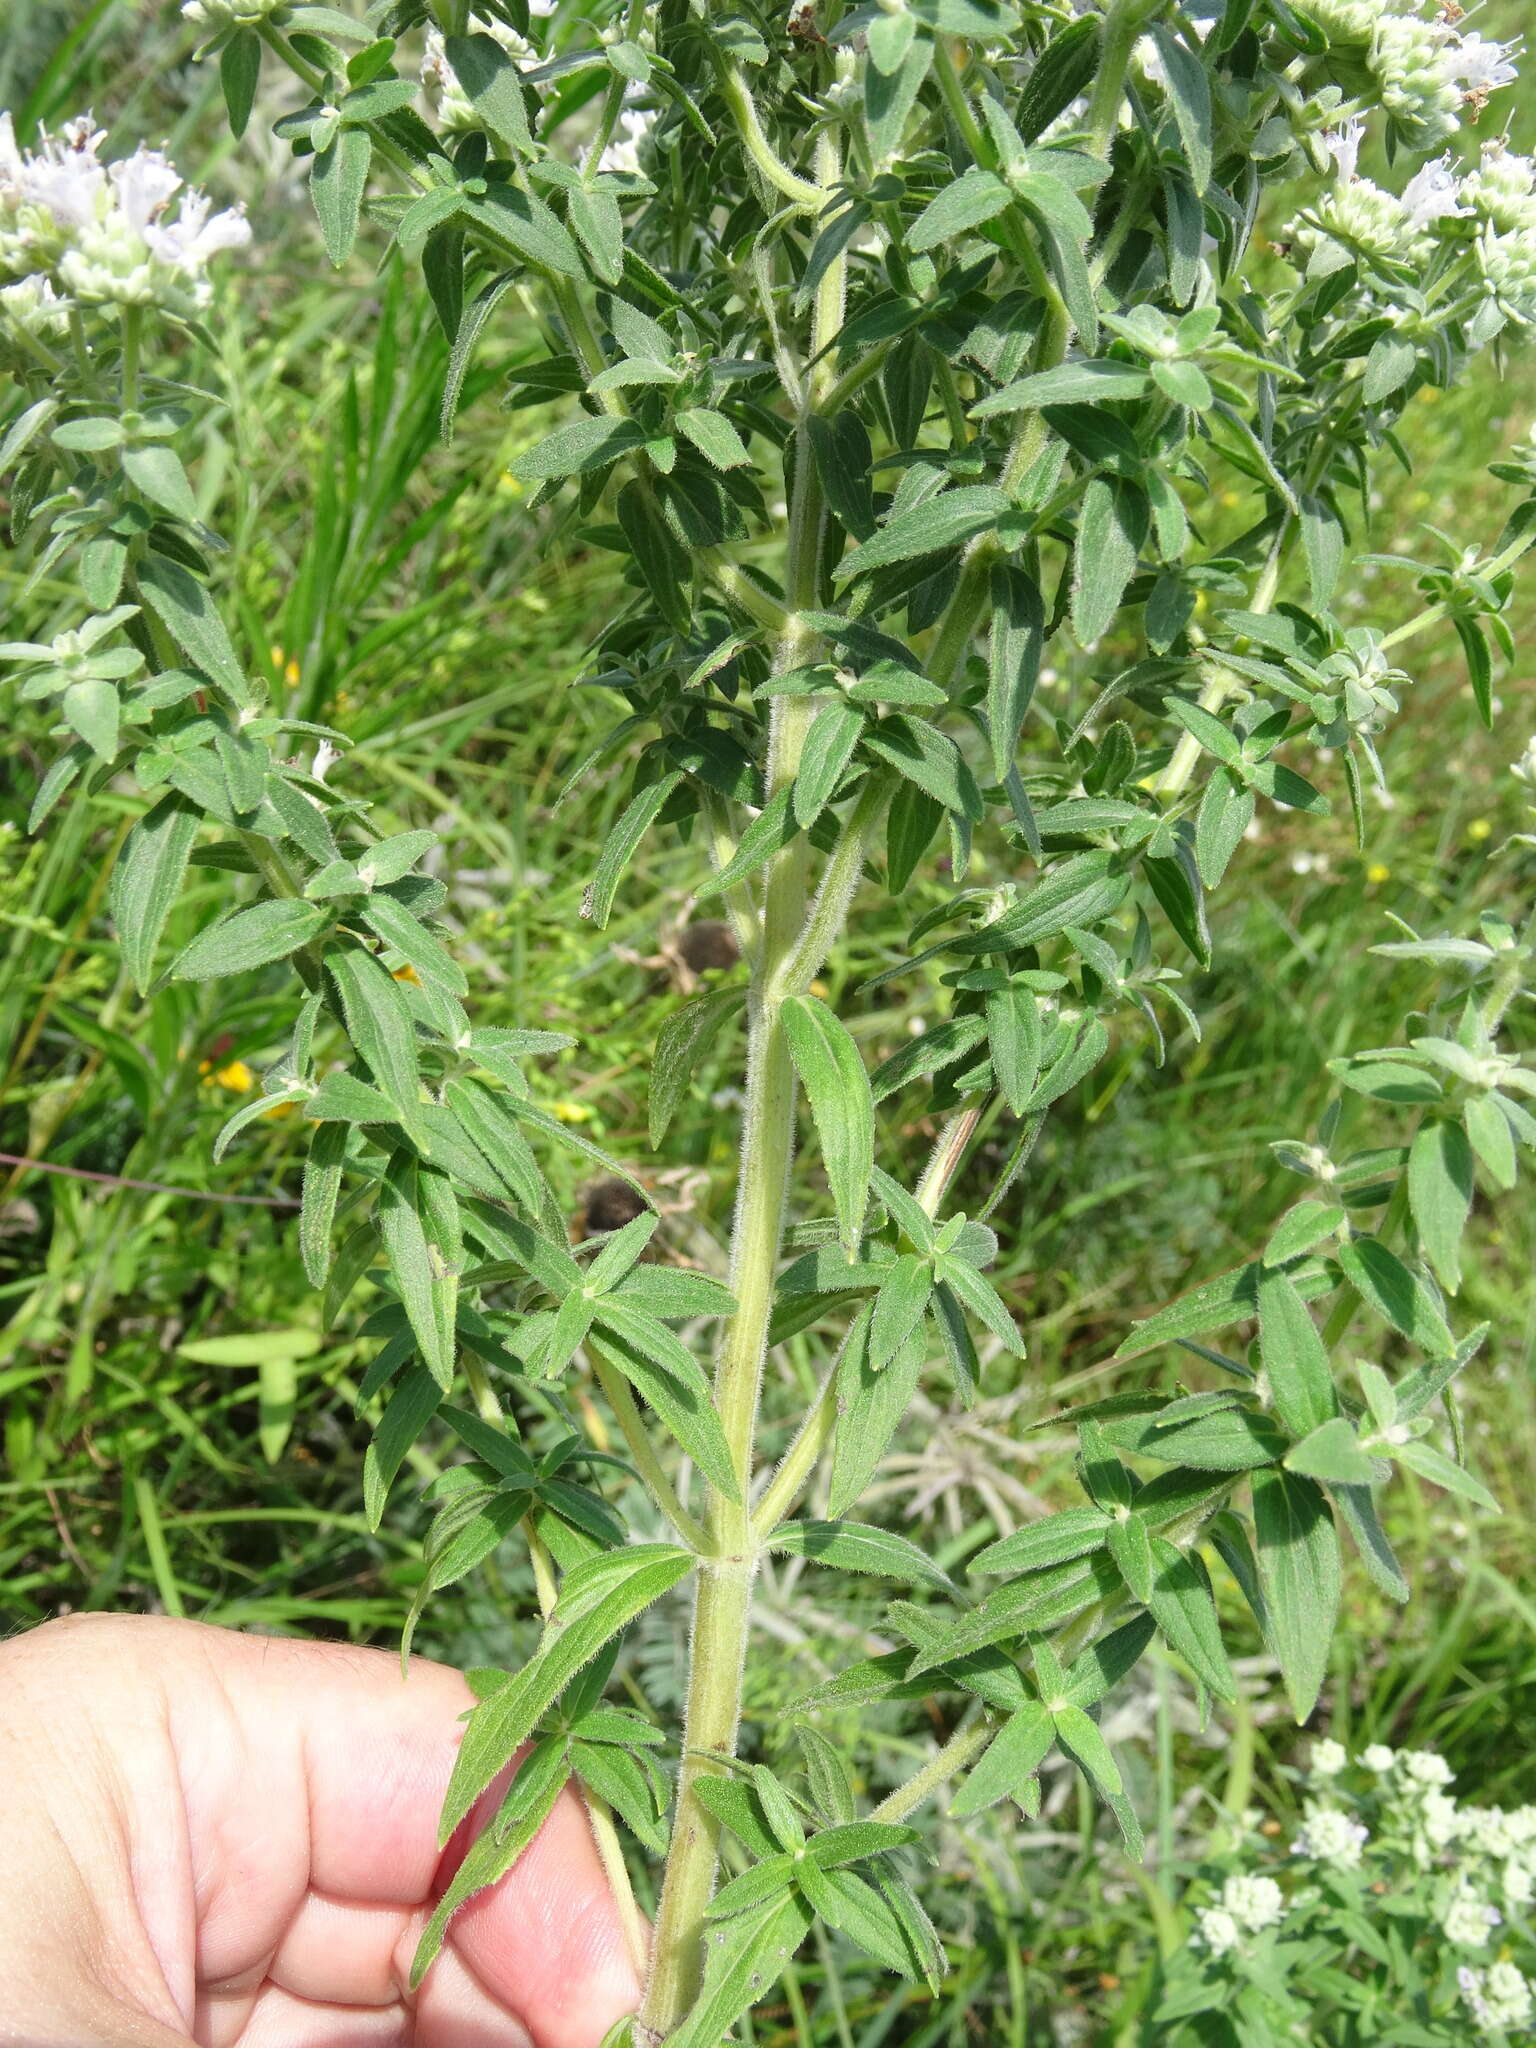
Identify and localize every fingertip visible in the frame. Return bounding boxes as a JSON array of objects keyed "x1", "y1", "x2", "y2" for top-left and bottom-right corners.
[{"x1": 446, "y1": 1788, "x2": 642, "y2": 2048}]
